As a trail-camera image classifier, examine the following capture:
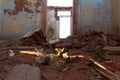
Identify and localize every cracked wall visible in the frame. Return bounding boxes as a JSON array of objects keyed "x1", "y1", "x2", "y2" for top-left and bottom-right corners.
[{"x1": 1, "y1": 0, "x2": 43, "y2": 39}]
